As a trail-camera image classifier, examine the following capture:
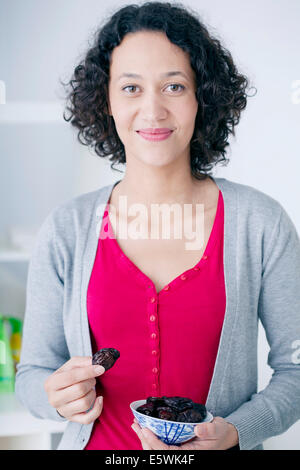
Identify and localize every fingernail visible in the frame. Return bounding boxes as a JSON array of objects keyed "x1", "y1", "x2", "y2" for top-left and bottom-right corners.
[{"x1": 94, "y1": 365, "x2": 105, "y2": 374}]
